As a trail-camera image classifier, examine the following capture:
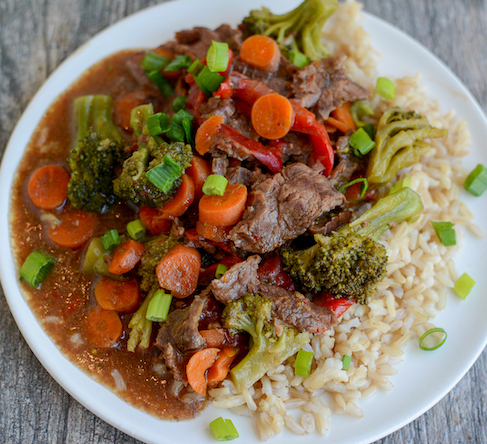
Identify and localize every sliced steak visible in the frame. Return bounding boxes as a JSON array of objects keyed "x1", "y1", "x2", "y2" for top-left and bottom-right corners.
[
  {"x1": 309, "y1": 210, "x2": 353, "y2": 235},
  {"x1": 328, "y1": 136, "x2": 367, "y2": 190},
  {"x1": 228, "y1": 163, "x2": 346, "y2": 253}
]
